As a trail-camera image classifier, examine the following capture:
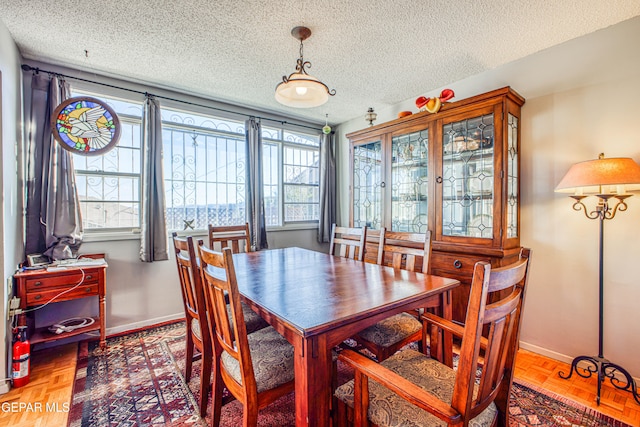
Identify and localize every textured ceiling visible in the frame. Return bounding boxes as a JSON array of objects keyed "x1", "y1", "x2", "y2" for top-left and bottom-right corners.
[{"x1": 1, "y1": 1, "x2": 639, "y2": 125}]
